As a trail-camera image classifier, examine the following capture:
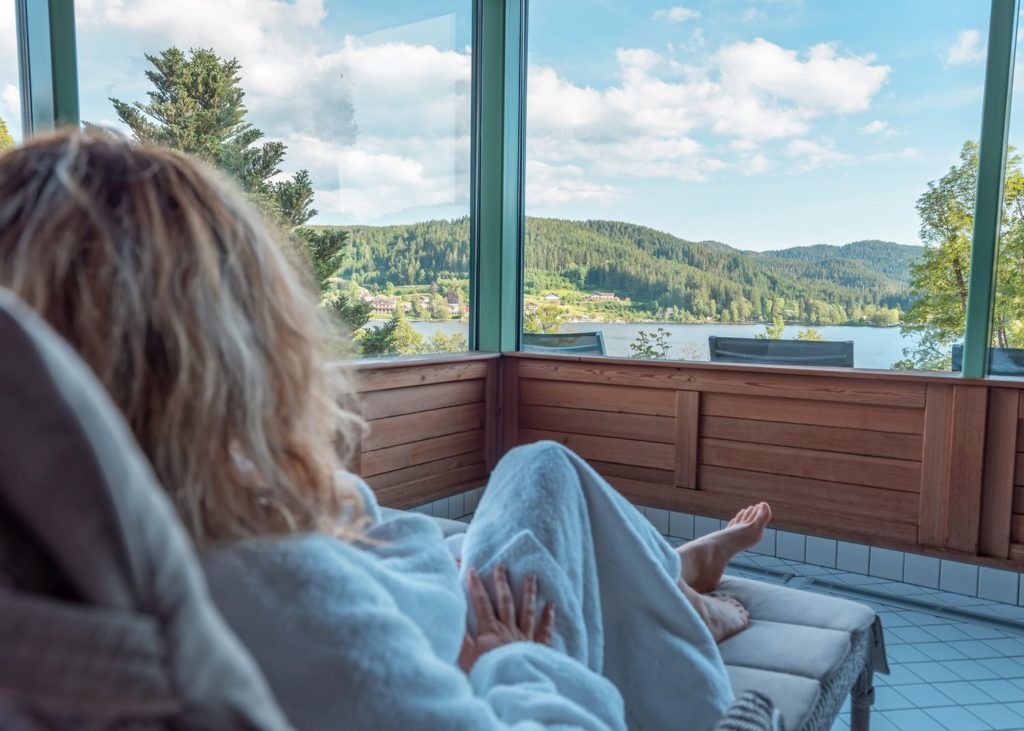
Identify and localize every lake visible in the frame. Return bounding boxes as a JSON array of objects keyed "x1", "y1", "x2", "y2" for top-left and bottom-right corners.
[{"x1": 406, "y1": 320, "x2": 921, "y2": 370}]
